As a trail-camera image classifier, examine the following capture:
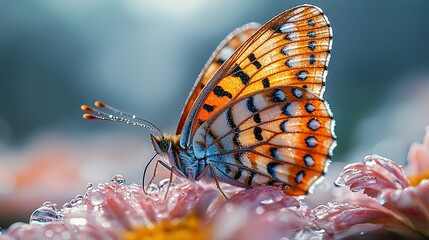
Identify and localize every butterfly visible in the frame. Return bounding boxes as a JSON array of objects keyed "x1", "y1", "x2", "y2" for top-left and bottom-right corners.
[{"x1": 82, "y1": 4, "x2": 336, "y2": 196}]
